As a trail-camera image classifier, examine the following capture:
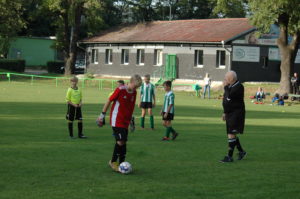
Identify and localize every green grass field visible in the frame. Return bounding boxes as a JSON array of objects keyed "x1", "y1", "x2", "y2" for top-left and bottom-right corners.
[{"x1": 0, "y1": 81, "x2": 300, "y2": 199}]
